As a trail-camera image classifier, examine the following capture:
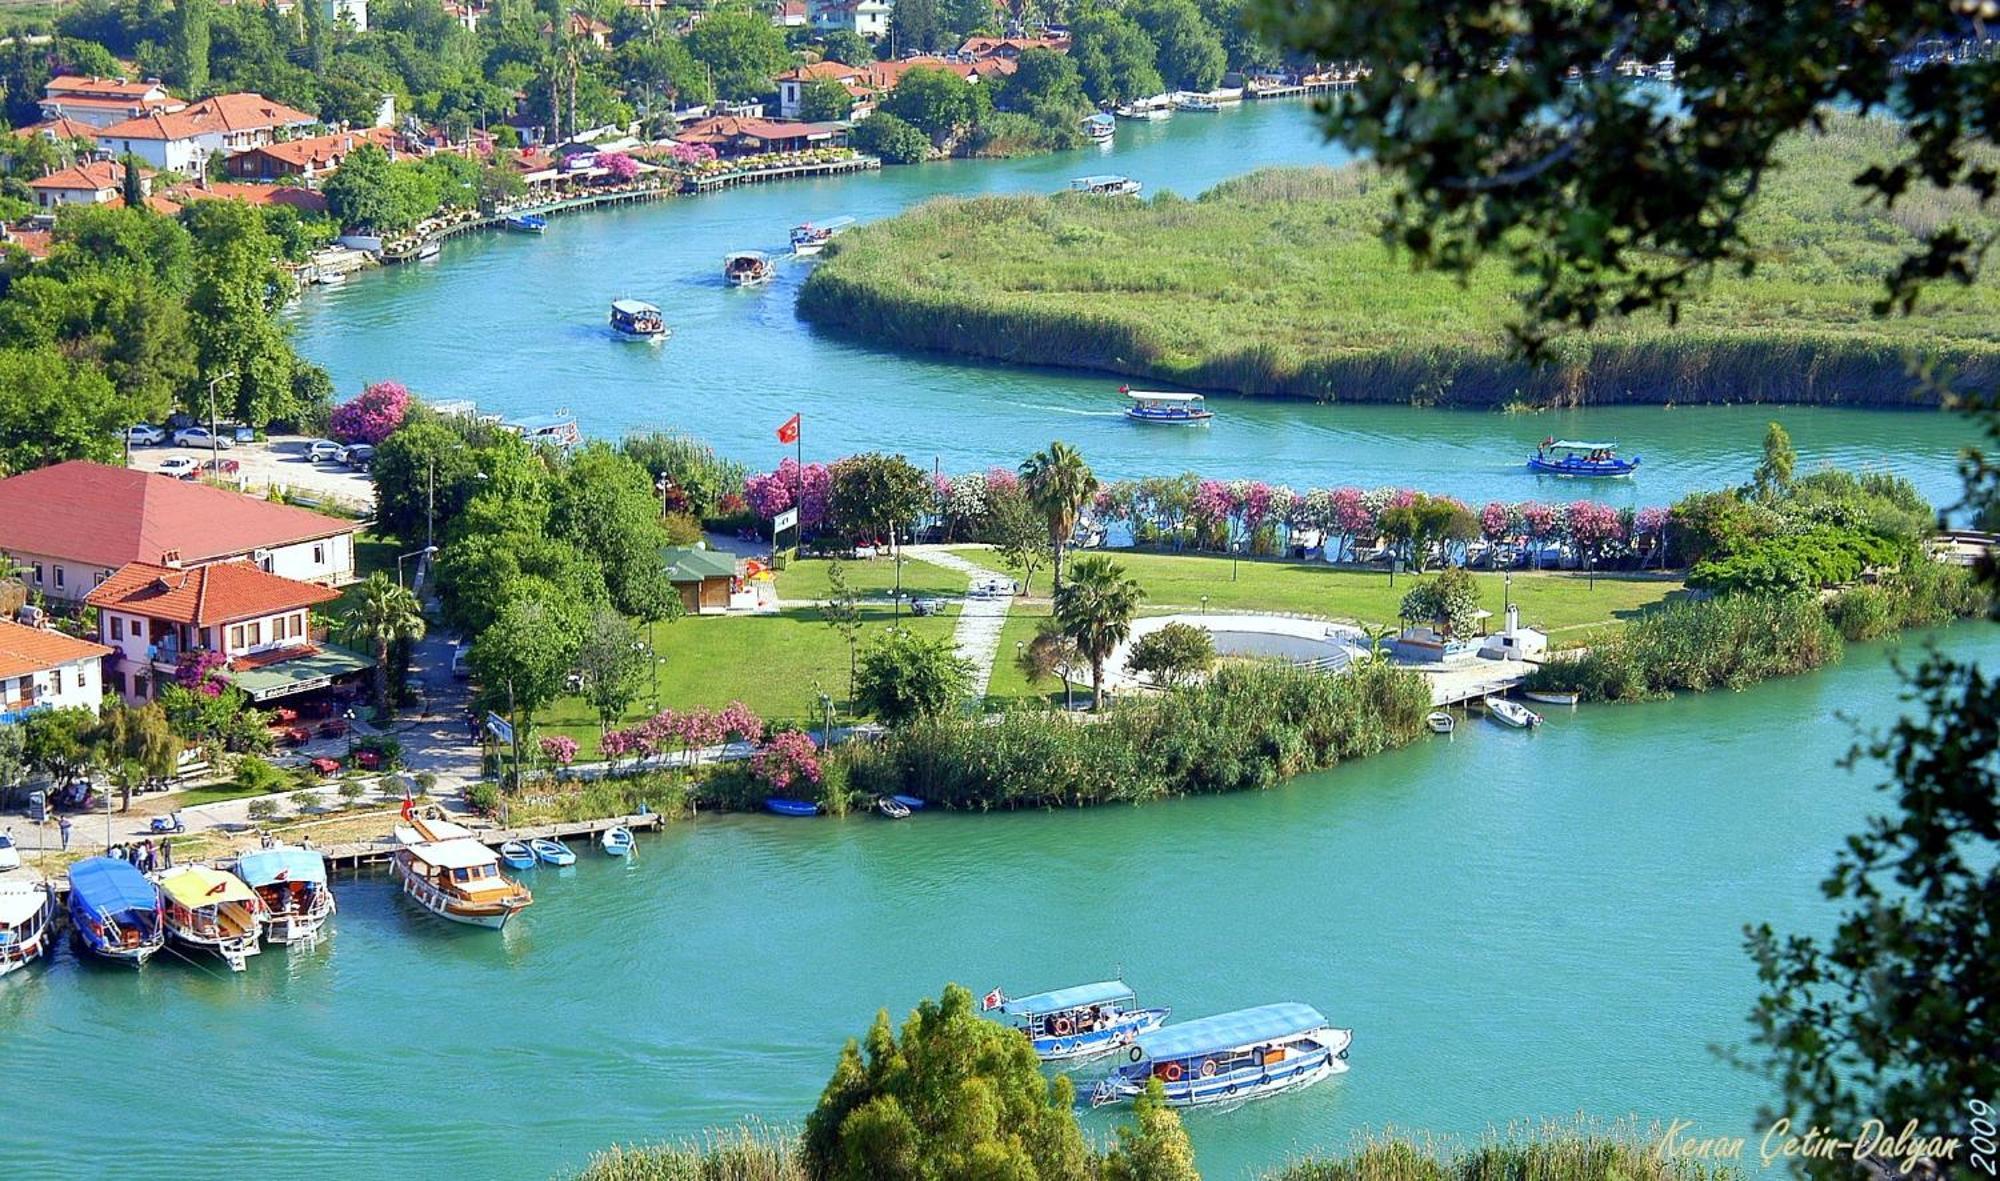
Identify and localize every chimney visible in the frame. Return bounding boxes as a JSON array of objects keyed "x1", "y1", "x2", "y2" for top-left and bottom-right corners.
[{"x1": 160, "y1": 549, "x2": 182, "y2": 568}]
